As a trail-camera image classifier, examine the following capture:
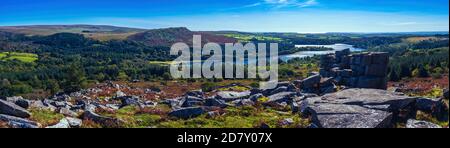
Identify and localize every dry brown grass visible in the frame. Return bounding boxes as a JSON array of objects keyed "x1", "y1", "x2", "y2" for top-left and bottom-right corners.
[
  {"x1": 404, "y1": 37, "x2": 441, "y2": 43},
  {"x1": 80, "y1": 120, "x2": 103, "y2": 128}
]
